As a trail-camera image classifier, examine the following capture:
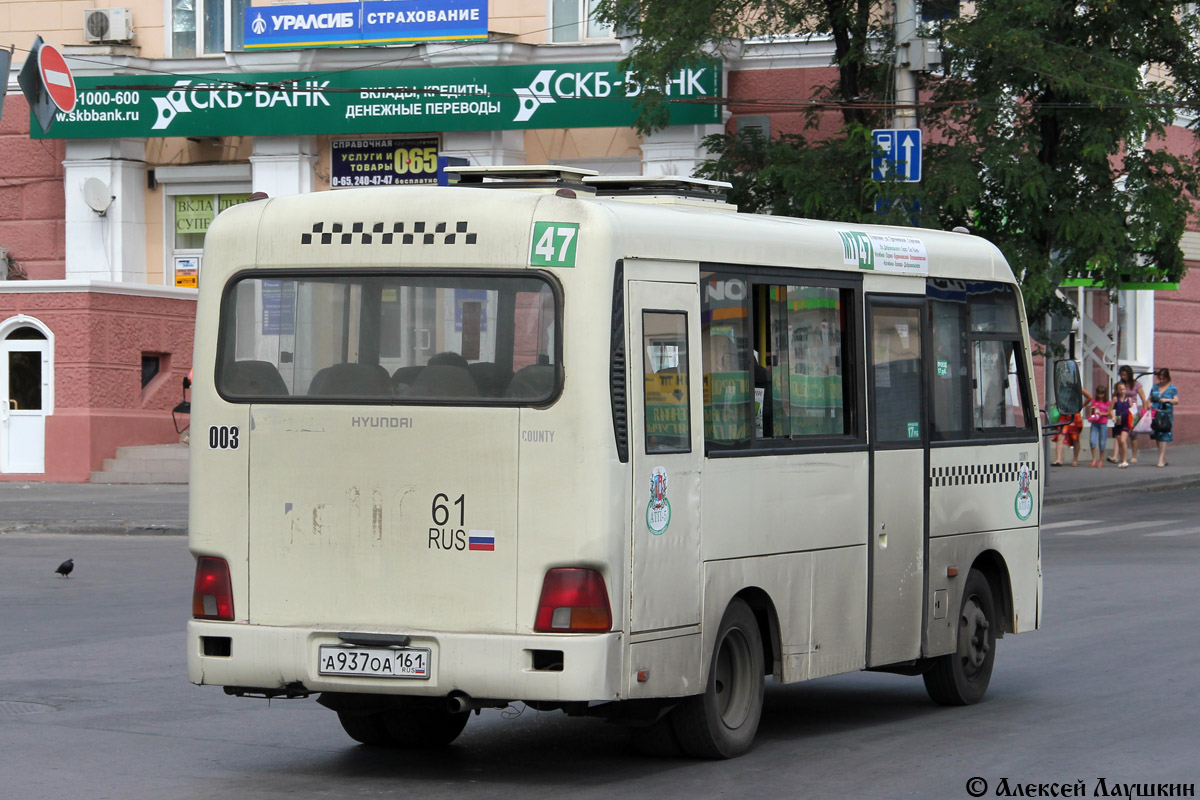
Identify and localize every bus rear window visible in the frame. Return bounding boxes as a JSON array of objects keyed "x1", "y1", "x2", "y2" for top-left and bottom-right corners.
[{"x1": 217, "y1": 272, "x2": 559, "y2": 404}]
